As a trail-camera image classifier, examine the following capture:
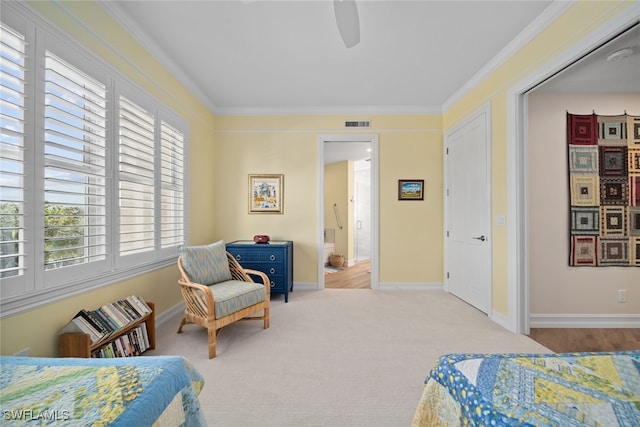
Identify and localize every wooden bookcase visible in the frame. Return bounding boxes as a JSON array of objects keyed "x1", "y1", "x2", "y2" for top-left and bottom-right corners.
[{"x1": 59, "y1": 302, "x2": 156, "y2": 358}]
